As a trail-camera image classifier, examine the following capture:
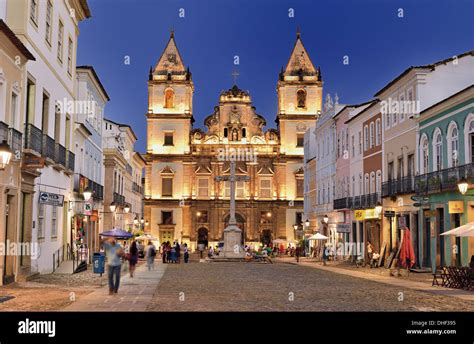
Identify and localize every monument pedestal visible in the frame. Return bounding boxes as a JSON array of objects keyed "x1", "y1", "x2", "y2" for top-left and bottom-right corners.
[{"x1": 221, "y1": 225, "x2": 245, "y2": 258}]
